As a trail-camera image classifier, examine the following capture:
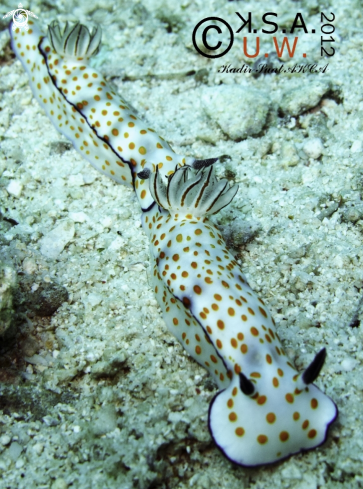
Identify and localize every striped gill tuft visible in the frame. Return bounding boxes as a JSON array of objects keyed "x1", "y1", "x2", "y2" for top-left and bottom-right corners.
[
  {"x1": 149, "y1": 164, "x2": 238, "y2": 217},
  {"x1": 48, "y1": 20, "x2": 102, "y2": 60}
]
